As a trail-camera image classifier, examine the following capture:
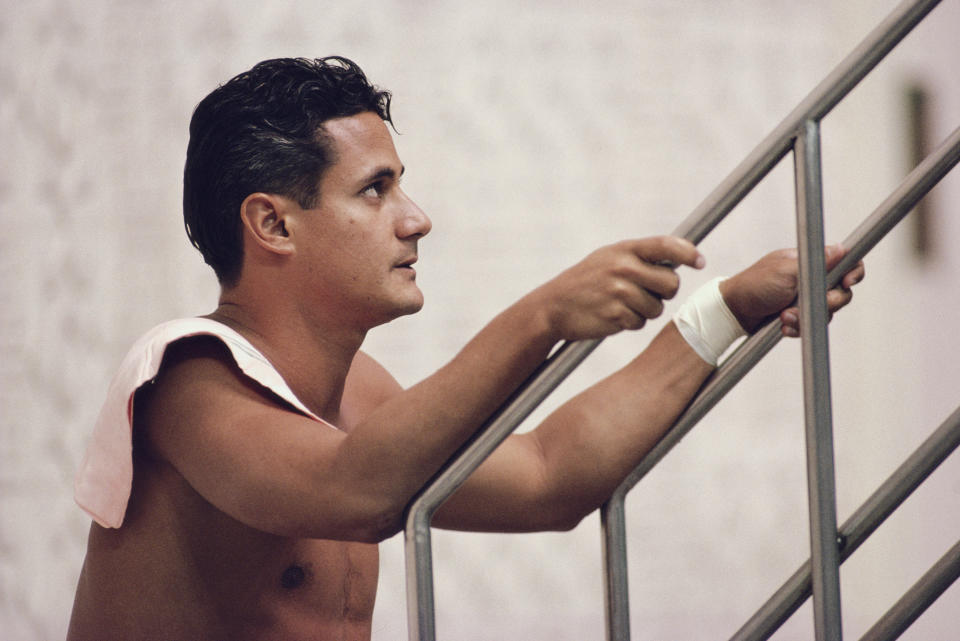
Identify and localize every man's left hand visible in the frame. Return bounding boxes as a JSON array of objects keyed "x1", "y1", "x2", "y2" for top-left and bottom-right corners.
[{"x1": 719, "y1": 244, "x2": 866, "y2": 337}]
